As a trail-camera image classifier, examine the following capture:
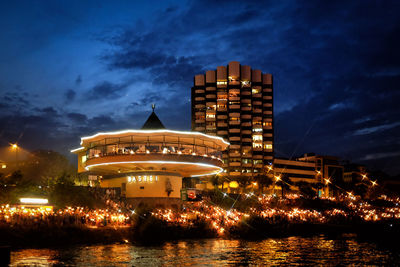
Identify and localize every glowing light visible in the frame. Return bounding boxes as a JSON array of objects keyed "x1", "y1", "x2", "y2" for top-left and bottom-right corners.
[
  {"x1": 20, "y1": 198, "x2": 48, "y2": 204},
  {"x1": 70, "y1": 147, "x2": 85, "y2": 153},
  {"x1": 325, "y1": 178, "x2": 331, "y2": 184},
  {"x1": 371, "y1": 180, "x2": 377, "y2": 186},
  {"x1": 275, "y1": 175, "x2": 281, "y2": 181},
  {"x1": 229, "y1": 181, "x2": 239, "y2": 188},
  {"x1": 79, "y1": 129, "x2": 230, "y2": 146},
  {"x1": 11, "y1": 144, "x2": 18, "y2": 149}
]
